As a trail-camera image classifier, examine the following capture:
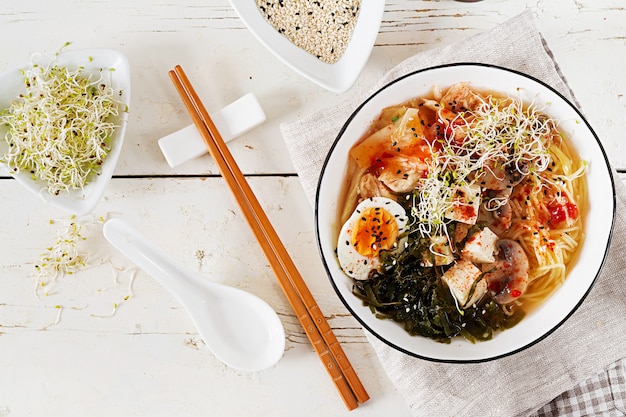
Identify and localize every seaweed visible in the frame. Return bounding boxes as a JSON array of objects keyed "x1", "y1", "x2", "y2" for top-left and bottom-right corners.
[{"x1": 352, "y1": 226, "x2": 525, "y2": 344}]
